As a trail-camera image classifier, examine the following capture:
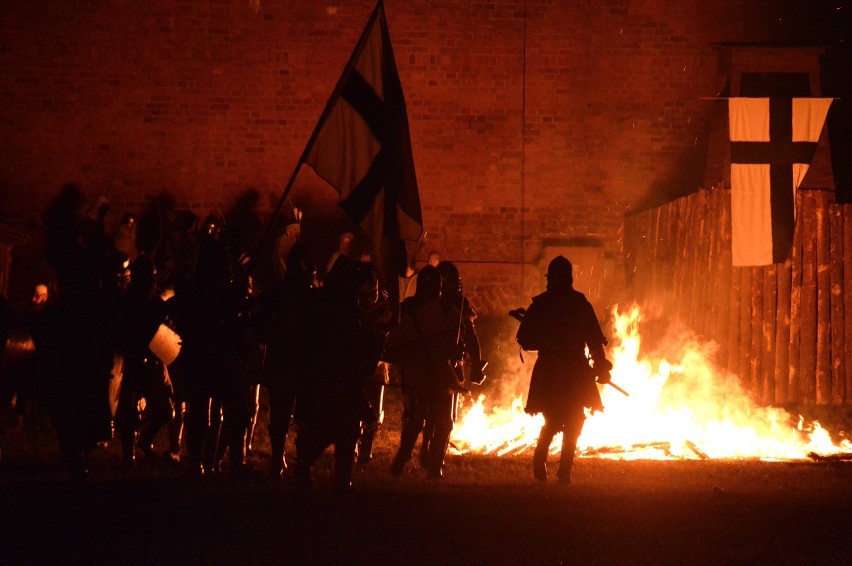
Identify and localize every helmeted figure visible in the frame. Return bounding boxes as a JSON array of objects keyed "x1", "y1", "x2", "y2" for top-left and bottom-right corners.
[
  {"x1": 435, "y1": 260, "x2": 485, "y2": 385},
  {"x1": 387, "y1": 265, "x2": 463, "y2": 479},
  {"x1": 292, "y1": 257, "x2": 386, "y2": 490},
  {"x1": 413, "y1": 260, "x2": 486, "y2": 468},
  {"x1": 516, "y1": 255, "x2": 611, "y2": 484},
  {"x1": 354, "y1": 279, "x2": 393, "y2": 465},
  {"x1": 254, "y1": 241, "x2": 316, "y2": 477},
  {"x1": 168, "y1": 228, "x2": 250, "y2": 478},
  {"x1": 114, "y1": 255, "x2": 174, "y2": 466}
]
